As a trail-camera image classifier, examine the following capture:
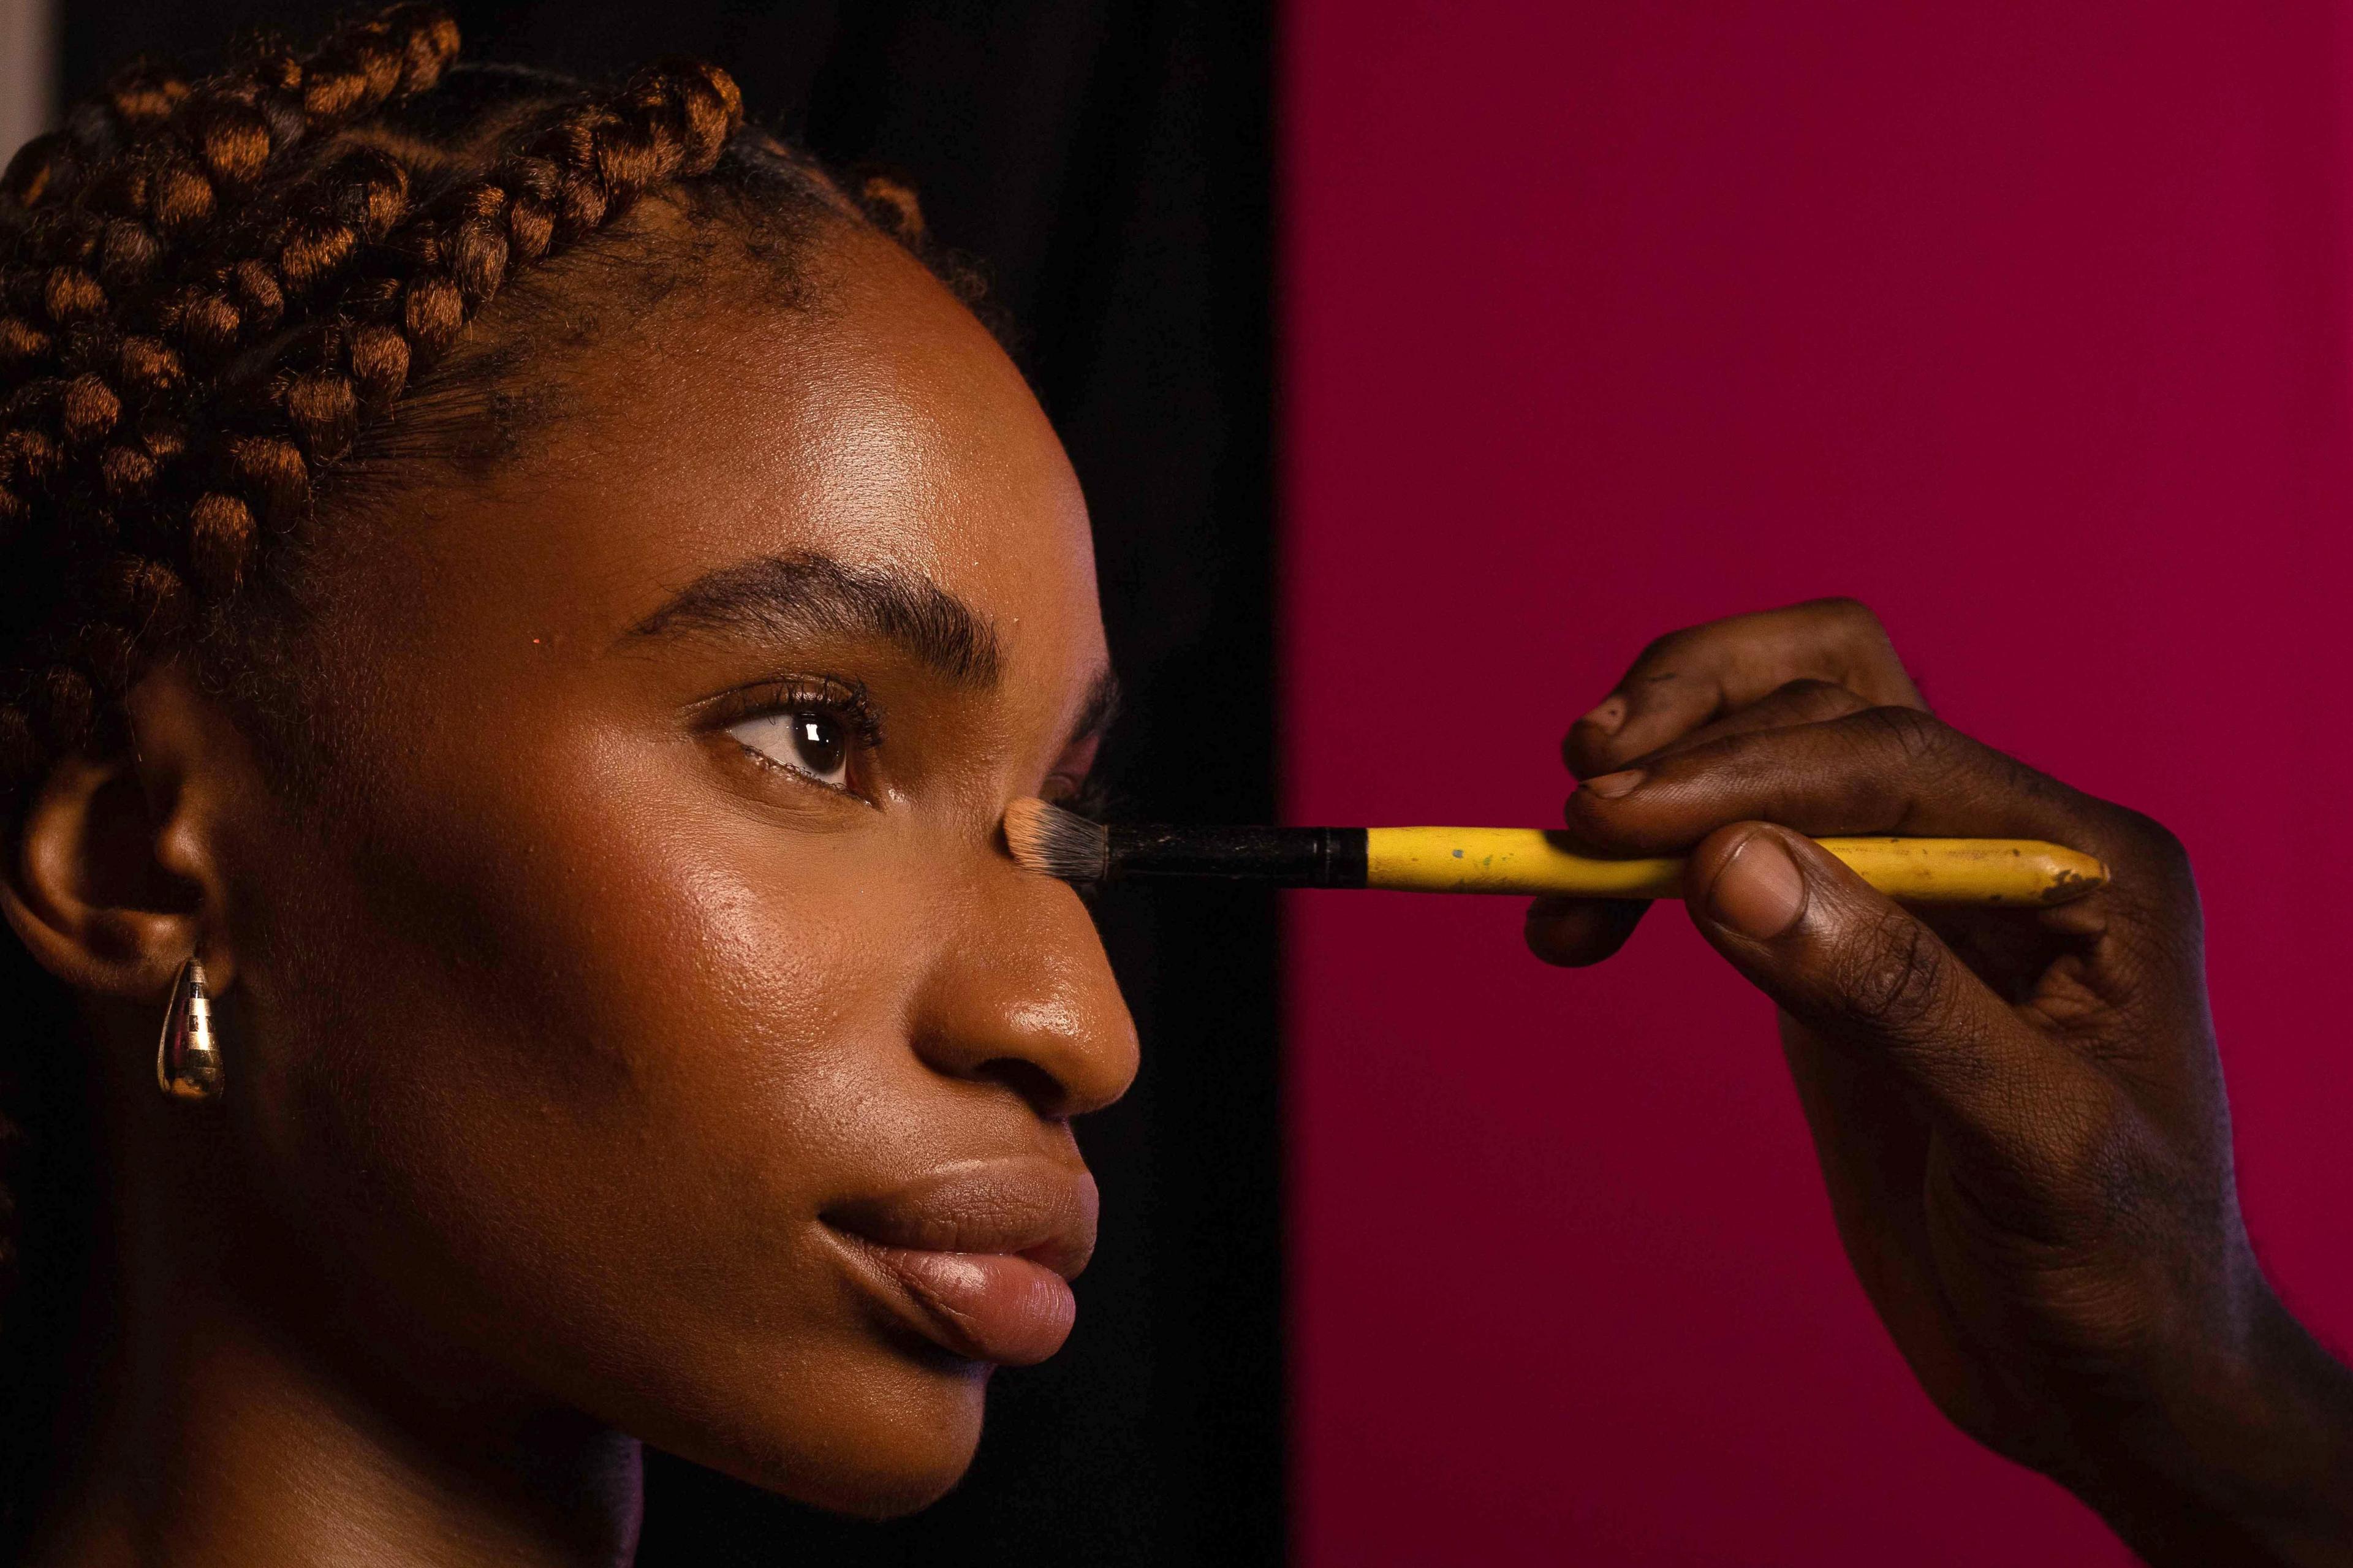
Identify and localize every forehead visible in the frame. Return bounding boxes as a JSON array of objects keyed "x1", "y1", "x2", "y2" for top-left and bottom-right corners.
[{"x1": 378, "y1": 219, "x2": 1107, "y2": 680}]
